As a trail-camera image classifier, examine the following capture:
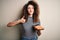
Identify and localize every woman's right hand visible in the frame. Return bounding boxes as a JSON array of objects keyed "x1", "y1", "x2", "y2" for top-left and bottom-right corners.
[{"x1": 20, "y1": 17, "x2": 26, "y2": 23}]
